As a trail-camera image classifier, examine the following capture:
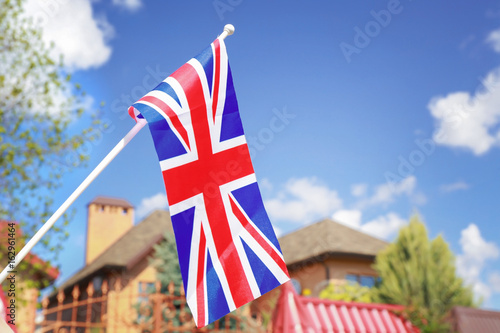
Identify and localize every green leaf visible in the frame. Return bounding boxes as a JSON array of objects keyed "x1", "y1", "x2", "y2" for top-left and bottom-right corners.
[{"x1": 372, "y1": 216, "x2": 475, "y2": 332}]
